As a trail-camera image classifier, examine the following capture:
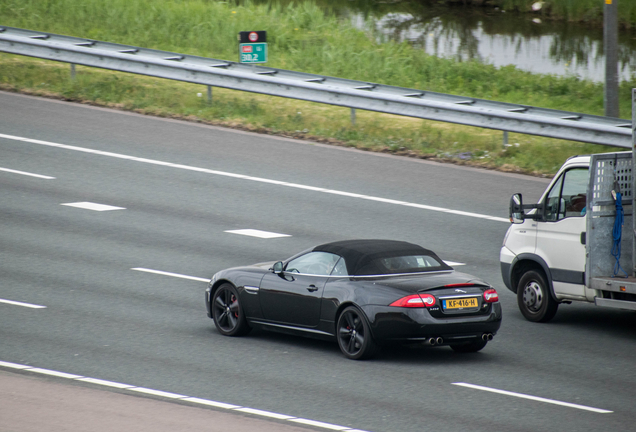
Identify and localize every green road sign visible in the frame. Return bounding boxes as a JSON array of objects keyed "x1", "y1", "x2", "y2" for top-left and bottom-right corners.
[{"x1": 239, "y1": 43, "x2": 267, "y2": 63}]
